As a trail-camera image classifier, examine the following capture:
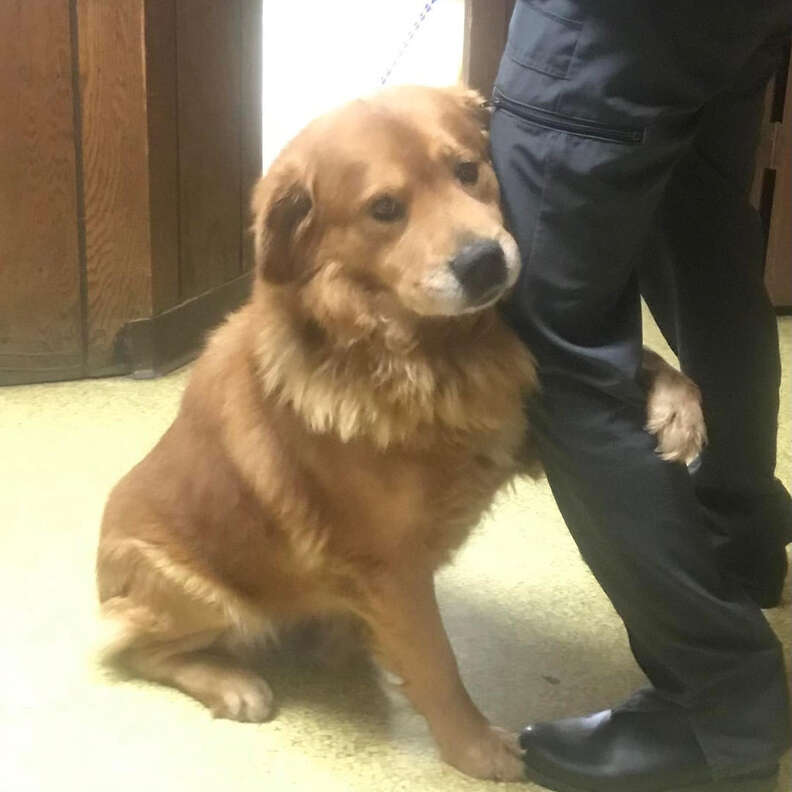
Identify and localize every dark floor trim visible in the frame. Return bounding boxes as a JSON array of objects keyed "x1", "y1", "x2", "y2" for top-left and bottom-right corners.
[
  {"x1": 117, "y1": 271, "x2": 253, "y2": 379},
  {"x1": 0, "y1": 360, "x2": 84, "y2": 387}
]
